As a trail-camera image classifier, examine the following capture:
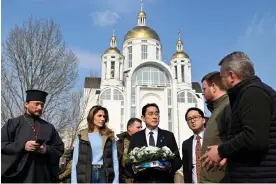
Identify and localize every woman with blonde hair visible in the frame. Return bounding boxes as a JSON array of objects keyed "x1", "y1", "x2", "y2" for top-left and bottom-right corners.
[{"x1": 71, "y1": 105, "x2": 119, "y2": 183}]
